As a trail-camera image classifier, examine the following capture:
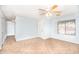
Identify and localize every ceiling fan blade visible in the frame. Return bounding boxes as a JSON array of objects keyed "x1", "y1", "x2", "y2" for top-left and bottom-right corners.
[
  {"x1": 38, "y1": 5, "x2": 61, "y2": 16},
  {"x1": 53, "y1": 11, "x2": 61, "y2": 13},
  {"x1": 51, "y1": 5, "x2": 58, "y2": 10},
  {"x1": 38, "y1": 8, "x2": 48, "y2": 16},
  {"x1": 54, "y1": 11, "x2": 61, "y2": 16},
  {"x1": 38, "y1": 9, "x2": 48, "y2": 13},
  {"x1": 56, "y1": 12, "x2": 61, "y2": 16},
  {"x1": 38, "y1": 9, "x2": 47, "y2": 11},
  {"x1": 40, "y1": 13, "x2": 46, "y2": 15}
]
